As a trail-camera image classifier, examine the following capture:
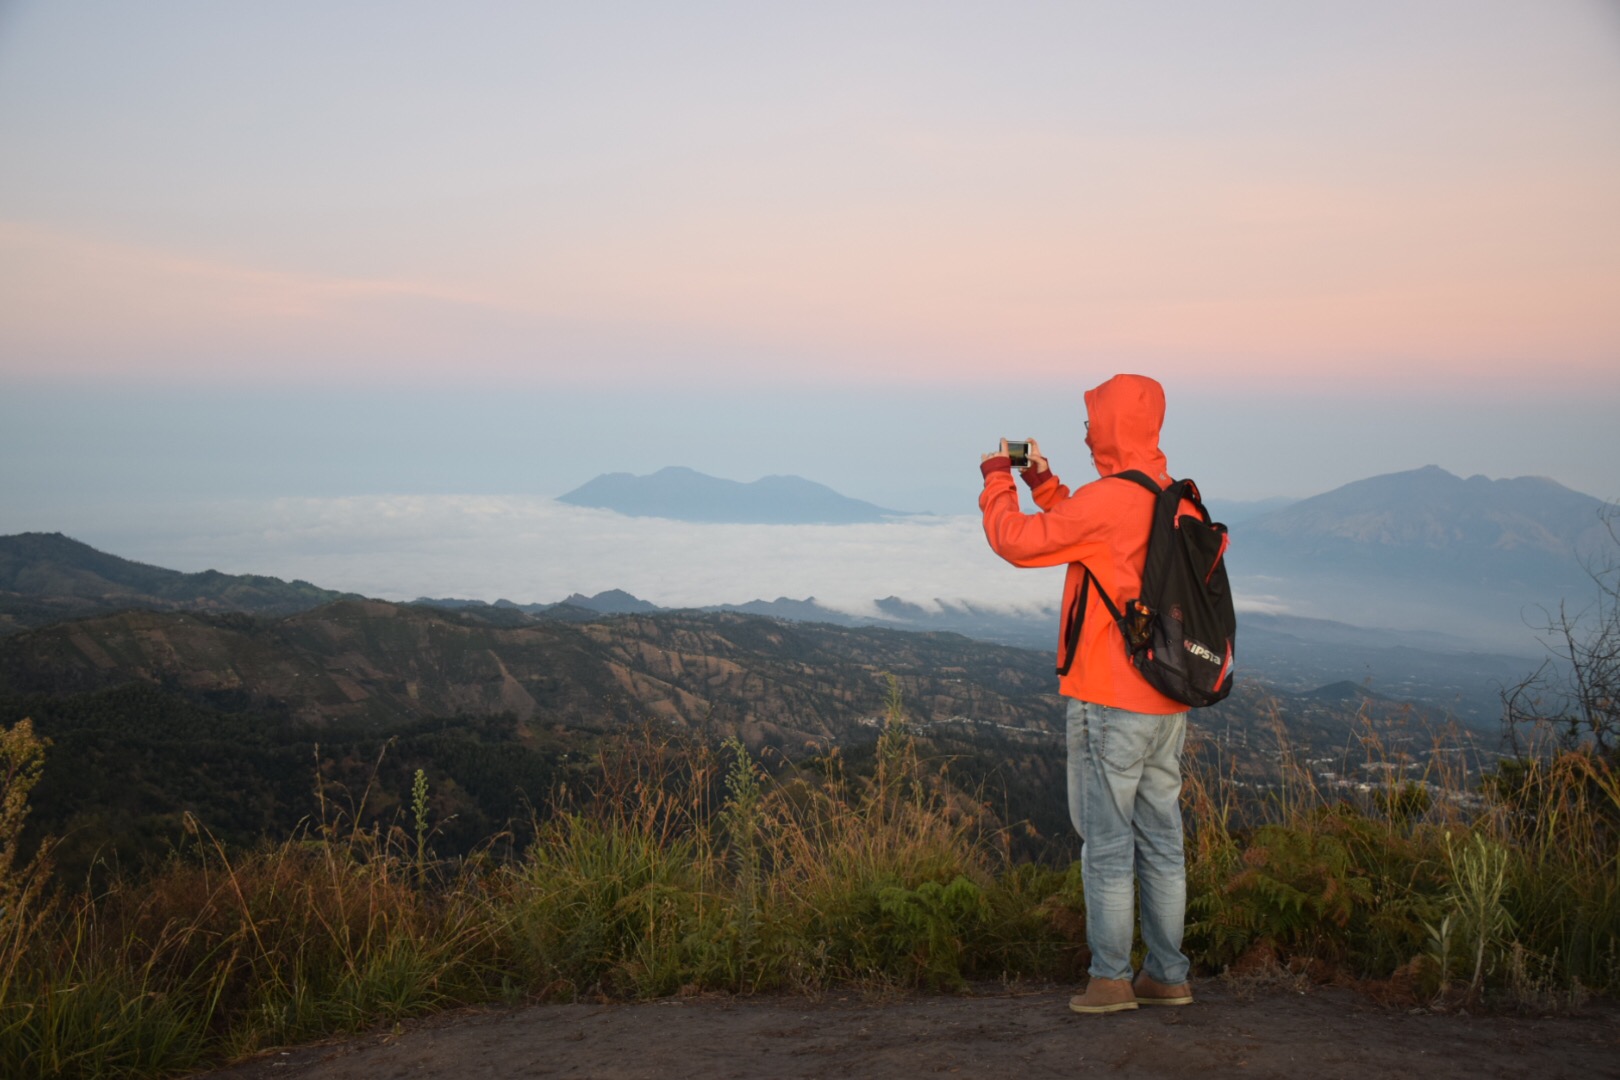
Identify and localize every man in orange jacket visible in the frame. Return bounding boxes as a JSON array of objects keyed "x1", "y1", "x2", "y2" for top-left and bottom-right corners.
[{"x1": 980, "y1": 373, "x2": 1194, "y2": 1015}]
